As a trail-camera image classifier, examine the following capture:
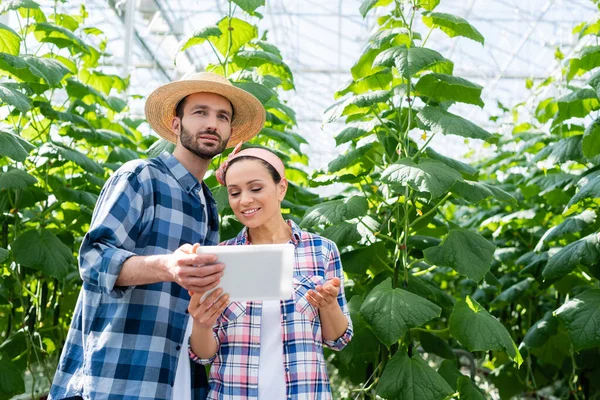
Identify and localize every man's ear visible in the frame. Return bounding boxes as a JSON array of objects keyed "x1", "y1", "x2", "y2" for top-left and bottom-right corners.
[
  {"x1": 278, "y1": 178, "x2": 288, "y2": 202},
  {"x1": 171, "y1": 116, "x2": 181, "y2": 137}
]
